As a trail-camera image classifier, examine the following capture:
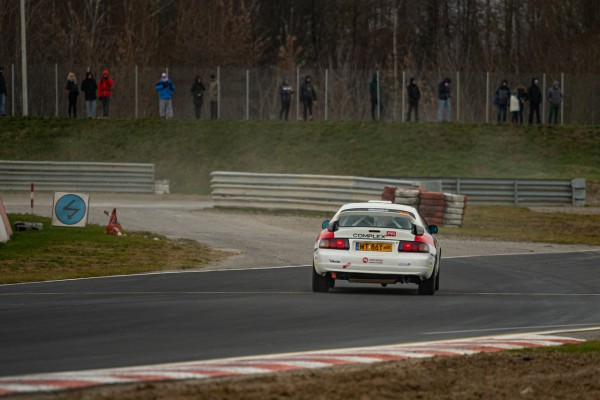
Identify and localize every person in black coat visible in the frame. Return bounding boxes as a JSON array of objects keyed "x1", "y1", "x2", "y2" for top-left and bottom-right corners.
[
  {"x1": 65, "y1": 72, "x2": 79, "y2": 118},
  {"x1": 190, "y1": 76, "x2": 206, "y2": 119},
  {"x1": 406, "y1": 77, "x2": 420, "y2": 122},
  {"x1": 279, "y1": 78, "x2": 295, "y2": 120},
  {"x1": 494, "y1": 80, "x2": 511, "y2": 123},
  {"x1": 80, "y1": 72, "x2": 97, "y2": 118},
  {"x1": 437, "y1": 77, "x2": 451, "y2": 121},
  {"x1": 527, "y1": 78, "x2": 542, "y2": 125},
  {"x1": 300, "y1": 75, "x2": 317, "y2": 121}
]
